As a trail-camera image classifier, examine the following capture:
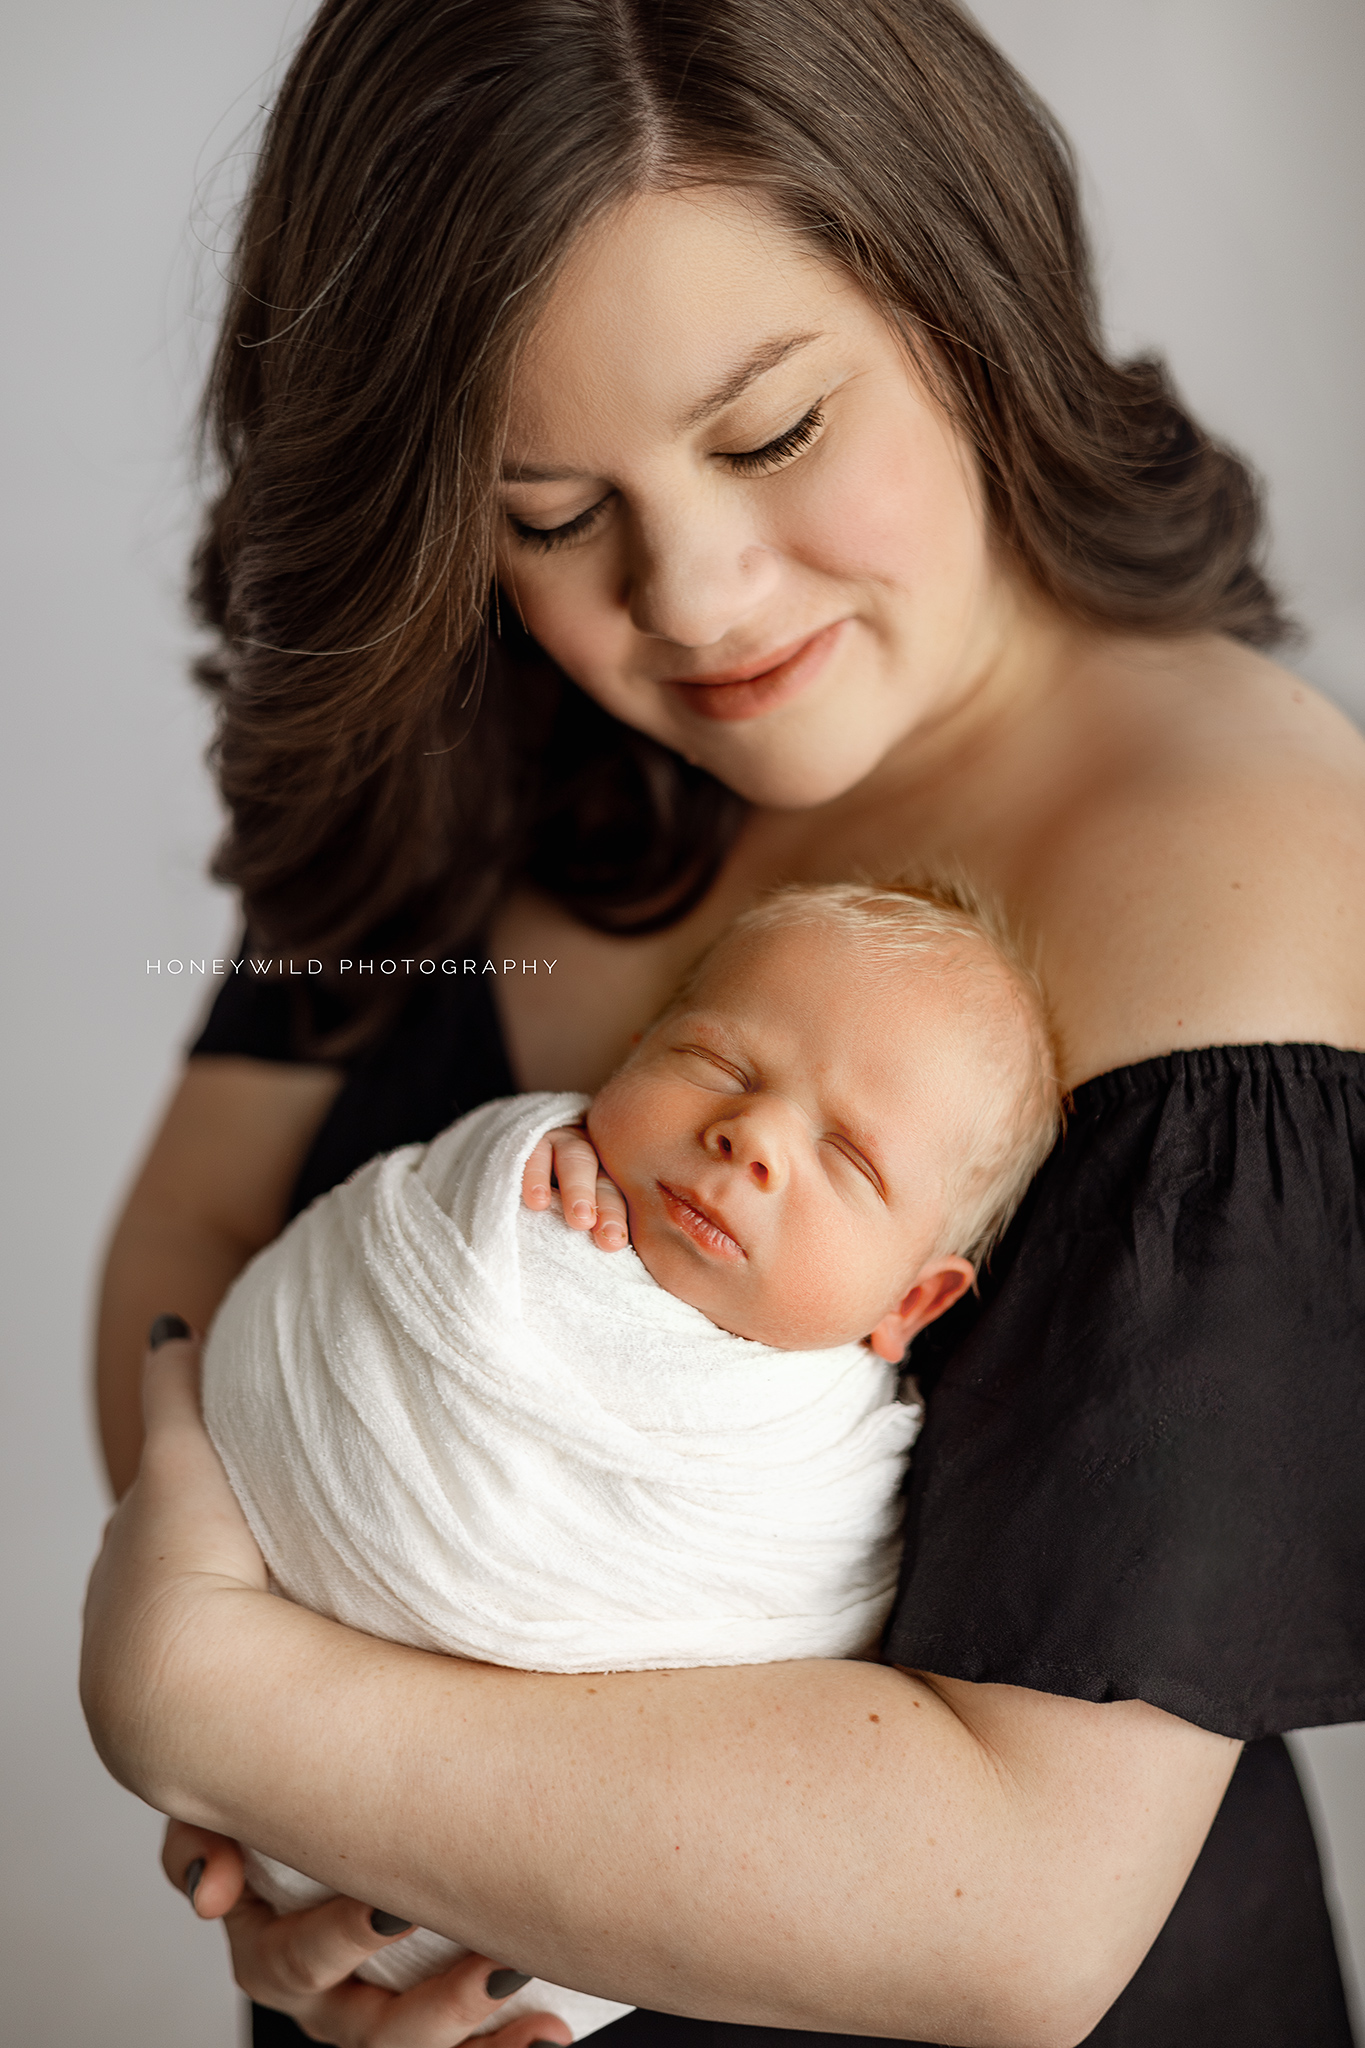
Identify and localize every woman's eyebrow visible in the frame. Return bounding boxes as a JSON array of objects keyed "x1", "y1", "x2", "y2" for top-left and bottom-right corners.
[
  {"x1": 500, "y1": 332, "x2": 828, "y2": 481},
  {"x1": 500, "y1": 457, "x2": 589, "y2": 484},
  {"x1": 677, "y1": 330, "x2": 826, "y2": 430}
]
